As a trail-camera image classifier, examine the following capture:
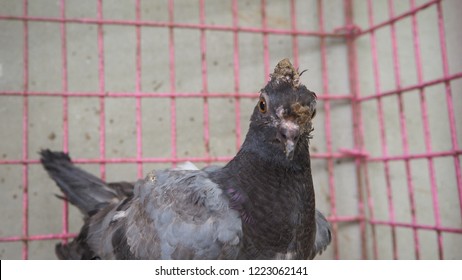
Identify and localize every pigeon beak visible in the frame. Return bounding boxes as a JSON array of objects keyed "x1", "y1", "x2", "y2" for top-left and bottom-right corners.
[
  {"x1": 285, "y1": 140, "x2": 295, "y2": 160},
  {"x1": 278, "y1": 119, "x2": 300, "y2": 160}
]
